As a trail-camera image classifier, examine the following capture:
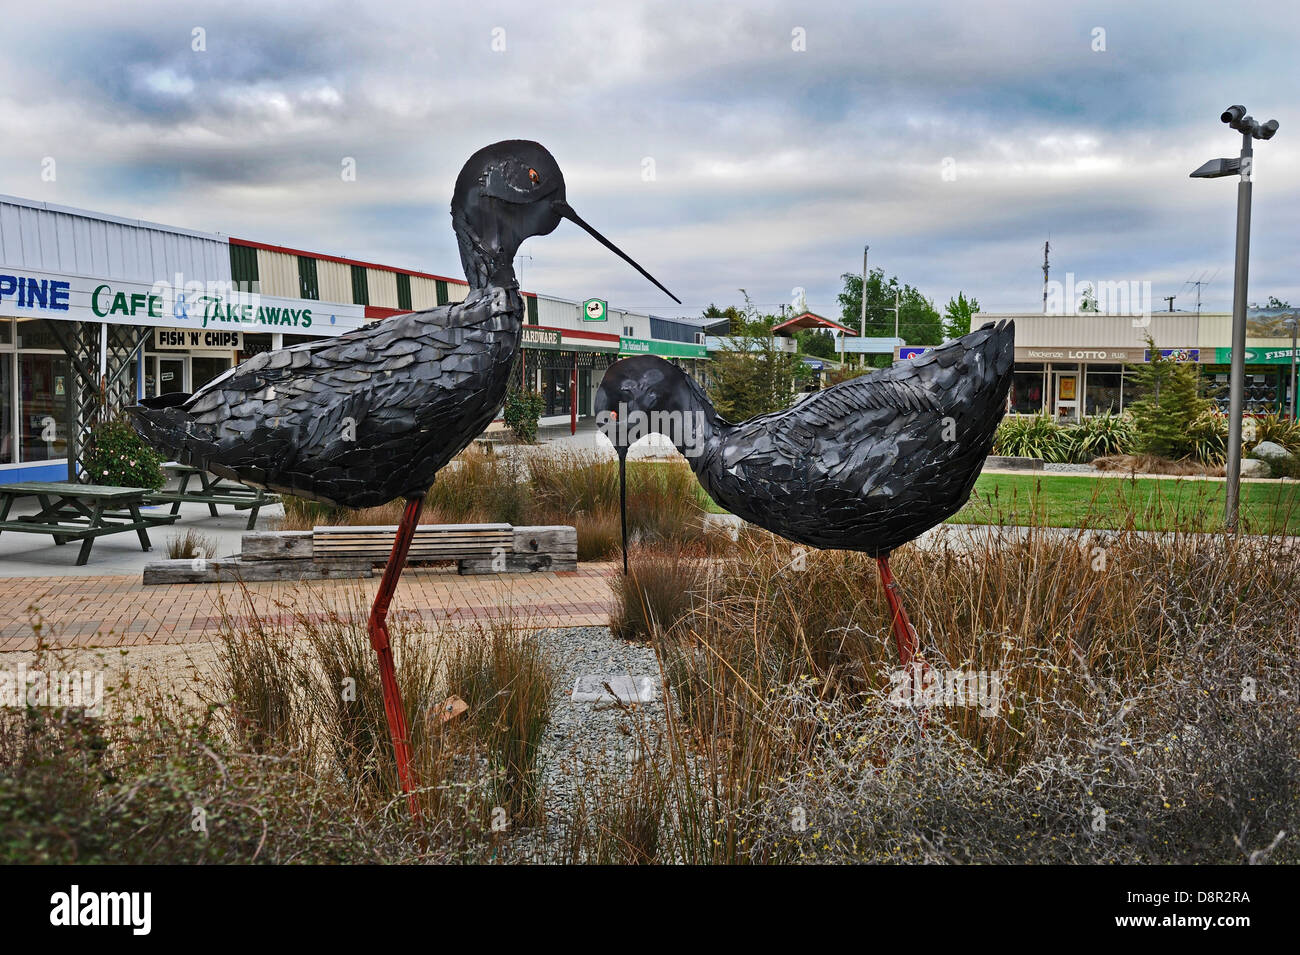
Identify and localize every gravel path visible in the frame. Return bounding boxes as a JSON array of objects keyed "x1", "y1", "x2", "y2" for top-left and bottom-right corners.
[
  {"x1": 1041, "y1": 462, "x2": 1100, "y2": 473},
  {"x1": 533, "y1": 626, "x2": 668, "y2": 819}
]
